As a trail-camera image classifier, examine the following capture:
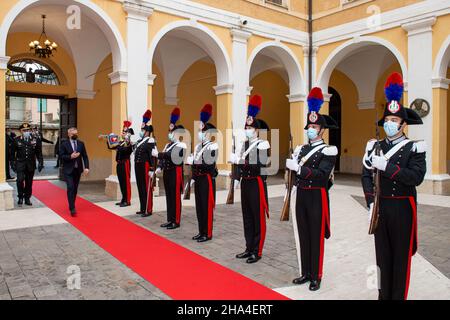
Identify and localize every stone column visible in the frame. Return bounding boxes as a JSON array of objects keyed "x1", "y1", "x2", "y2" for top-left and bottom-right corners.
[
  {"x1": 403, "y1": 17, "x2": 449, "y2": 194},
  {"x1": 123, "y1": 2, "x2": 153, "y2": 135},
  {"x1": 231, "y1": 29, "x2": 251, "y2": 131},
  {"x1": 0, "y1": 56, "x2": 13, "y2": 210},
  {"x1": 287, "y1": 94, "x2": 306, "y2": 147}
]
